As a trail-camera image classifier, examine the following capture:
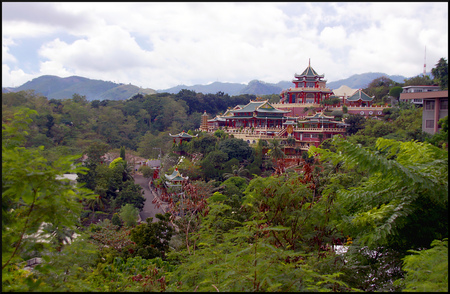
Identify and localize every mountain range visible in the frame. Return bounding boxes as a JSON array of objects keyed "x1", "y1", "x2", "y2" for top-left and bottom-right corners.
[{"x1": 2, "y1": 72, "x2": 412, "y2": 101}]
